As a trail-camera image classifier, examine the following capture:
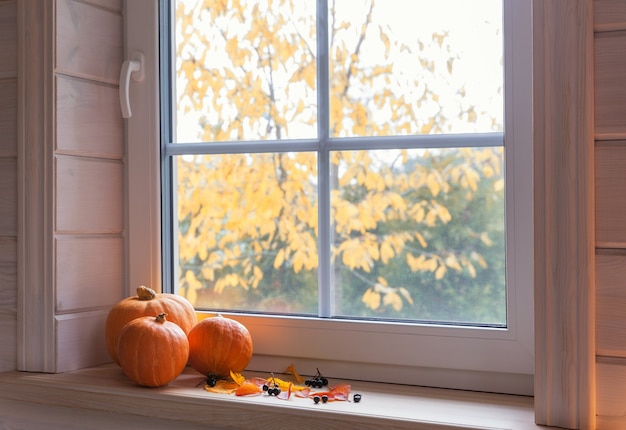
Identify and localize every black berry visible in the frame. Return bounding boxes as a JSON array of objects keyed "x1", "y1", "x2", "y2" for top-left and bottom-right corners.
[{"x1": 206, "y1": 374, "x2": 218, "y2": 387}]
